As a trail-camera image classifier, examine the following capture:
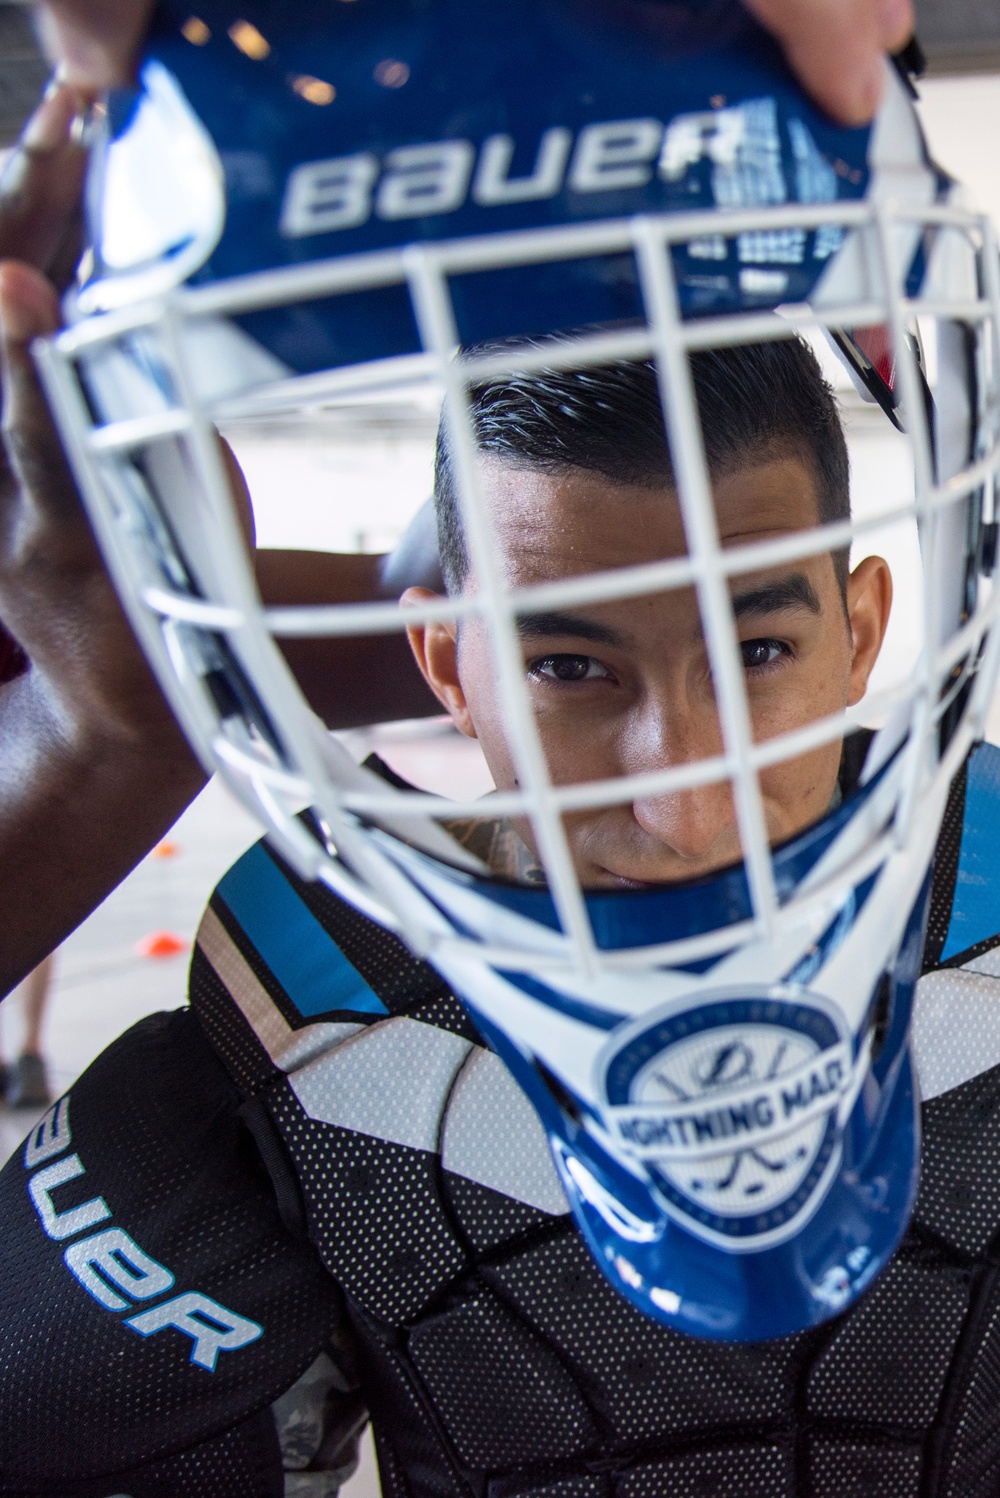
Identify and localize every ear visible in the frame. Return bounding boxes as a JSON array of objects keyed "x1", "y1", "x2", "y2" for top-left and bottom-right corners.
[
  {"x1": 846, "y1": 555, "x2": 893, "y2": 705},
  {"x1": 401, "y1": 586, "x2": 477, "y2": 738}
]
